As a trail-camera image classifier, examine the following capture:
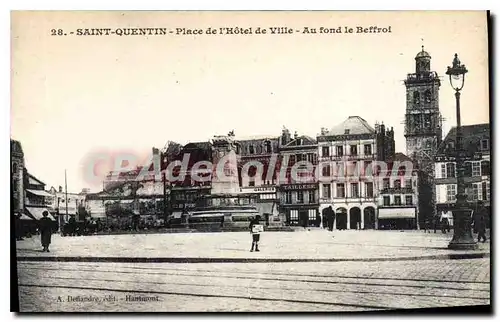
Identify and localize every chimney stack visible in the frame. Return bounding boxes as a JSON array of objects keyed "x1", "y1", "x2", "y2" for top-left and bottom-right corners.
[
  {"x1": 58, "y1": 186, "x2": 62, "y2": 193},
  {"x1": 294, "y1": 131, "x2": 298, "y2": 139}
]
